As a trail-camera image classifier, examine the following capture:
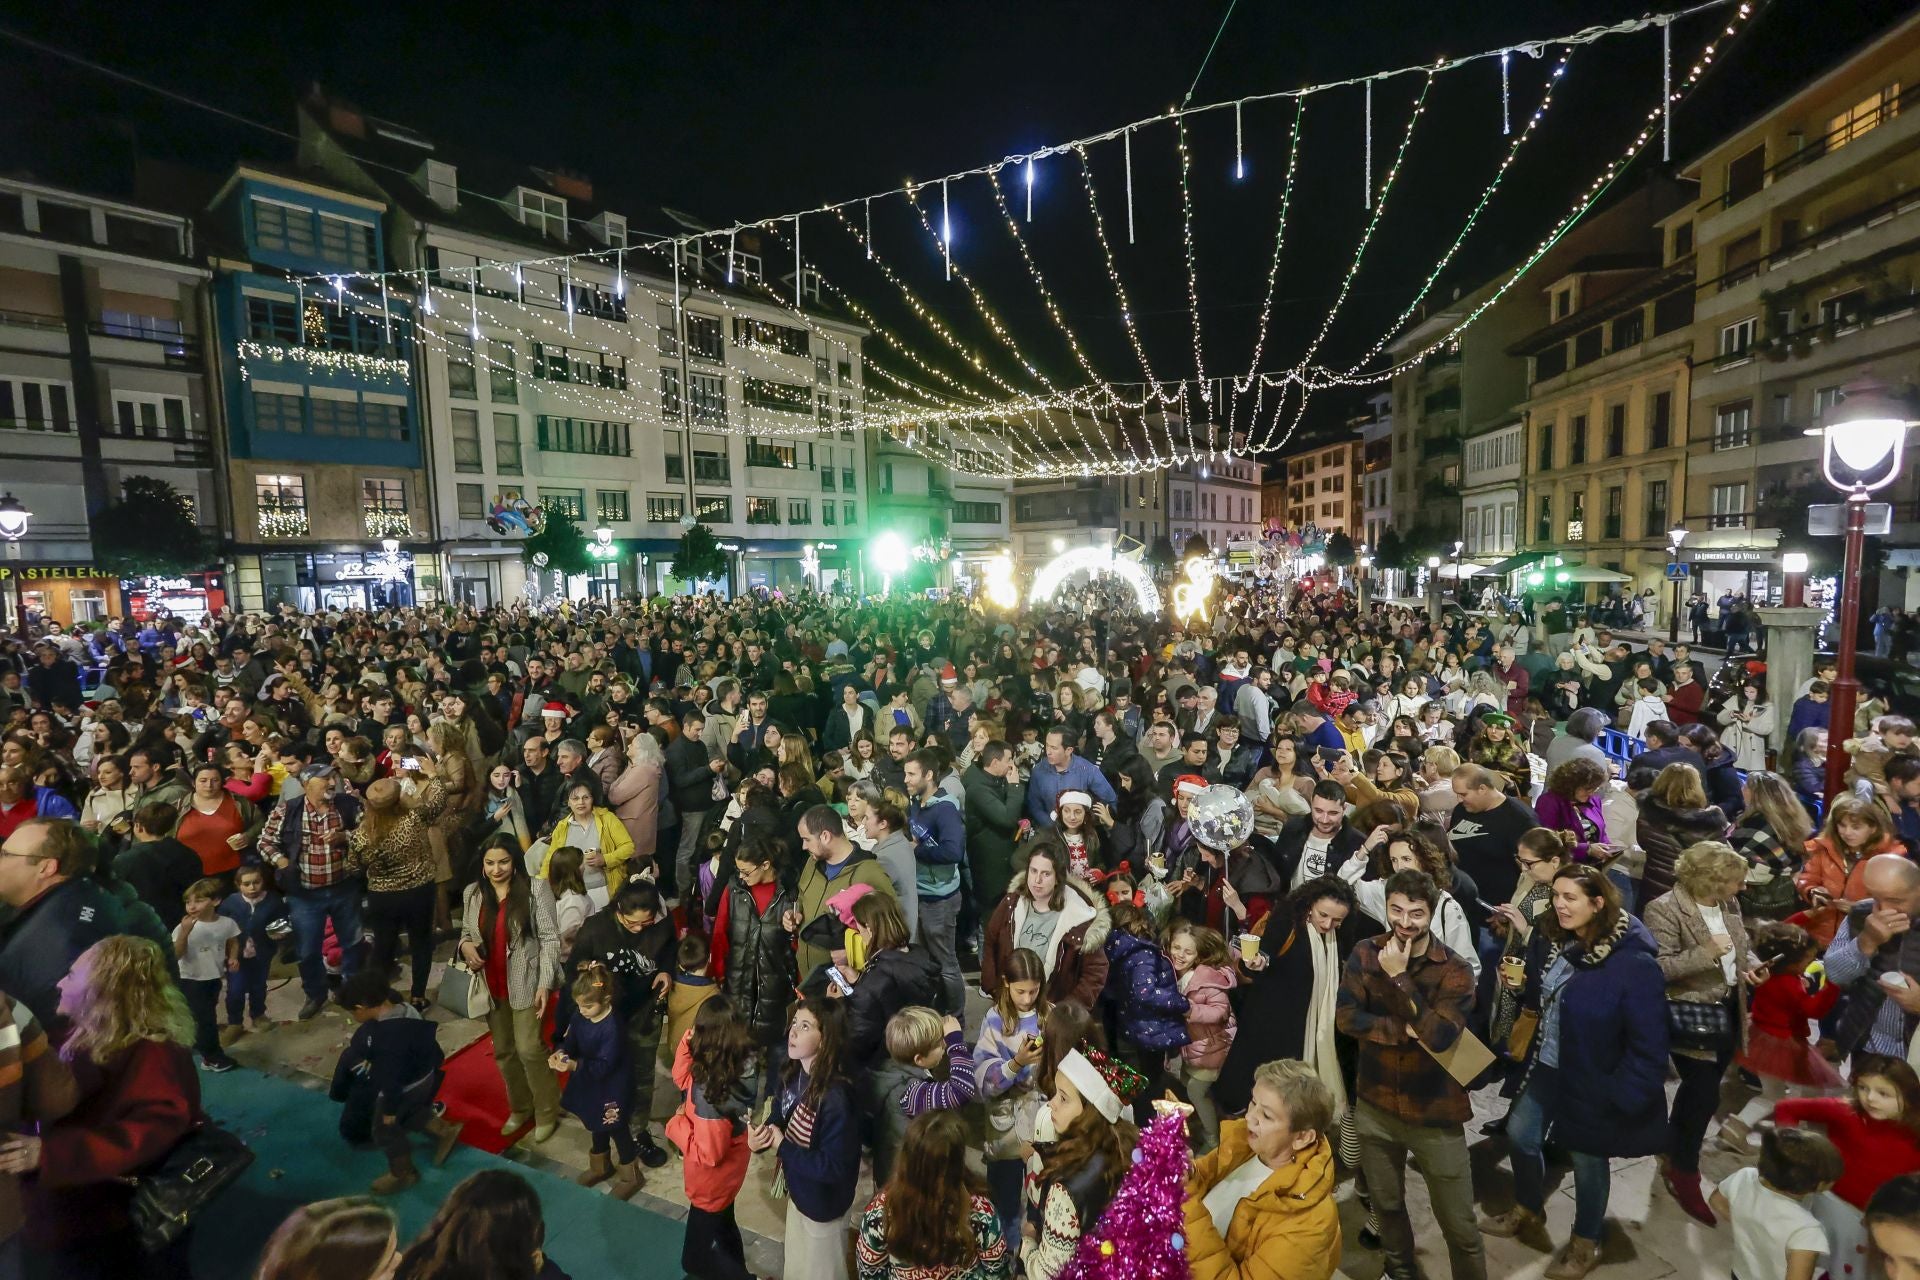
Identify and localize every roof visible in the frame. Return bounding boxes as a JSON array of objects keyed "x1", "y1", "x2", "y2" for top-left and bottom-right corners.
[{"x1": 1506, "y1": 262, "x2": 1694, "y2": 356}]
